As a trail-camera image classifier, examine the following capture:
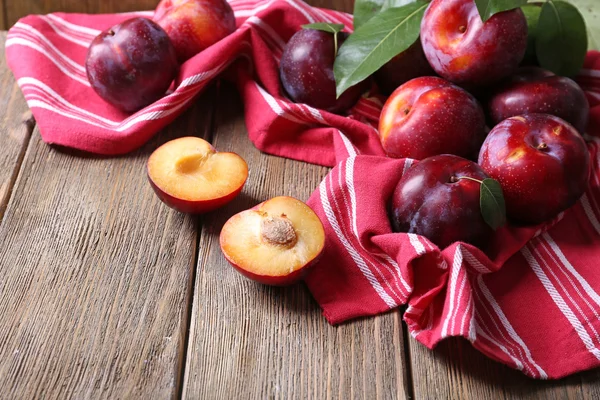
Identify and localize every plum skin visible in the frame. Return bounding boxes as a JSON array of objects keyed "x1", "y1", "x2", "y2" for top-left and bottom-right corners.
[
  {"x1": 478, "y1": 114, "x2": 590, "y2": 224},
  {"x1": 374, "y1": 39, "x2": 434, "y2": 95},
  {"x1": 420, "y1": 0, "x2": 528, "y2": 86},
  {"x1": 154, "y1": 0, "x2": 236, "y2": 63},
  {"x1": 391, "y1": 154, "x2": 493, "y2": 249},
  {"x1": 378, "y1": 76, "x2": 486, "y2": 160},
  {"x1": 85, "y1": 17, "x2": 179, "y2": 113},
  {"x1": 279, "y1": 29, "x2": 368, "y2": 114},
  {"x1": 487, "y1": 67, "x2": 590, "y2": 134}
]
